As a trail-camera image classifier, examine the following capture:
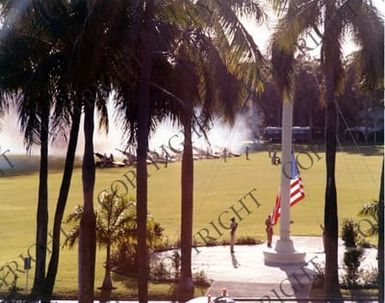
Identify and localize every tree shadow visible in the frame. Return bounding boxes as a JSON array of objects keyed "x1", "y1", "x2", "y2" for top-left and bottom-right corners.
[
  {"x1": 98, "y1": 288, "x2": 112, "y2": 303},
  {"x1": 337, "y1": 144, "x2": 384, "y2": 156},
  {"x1": 230, "y1": 252, "x2": 240, "y2": 268},
  {"x1": 111, "y1": 271, "x2": 138, "y2": 289},
  {"x1": 264, "y1": 261, "x2": 343, "y2": 302}
]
